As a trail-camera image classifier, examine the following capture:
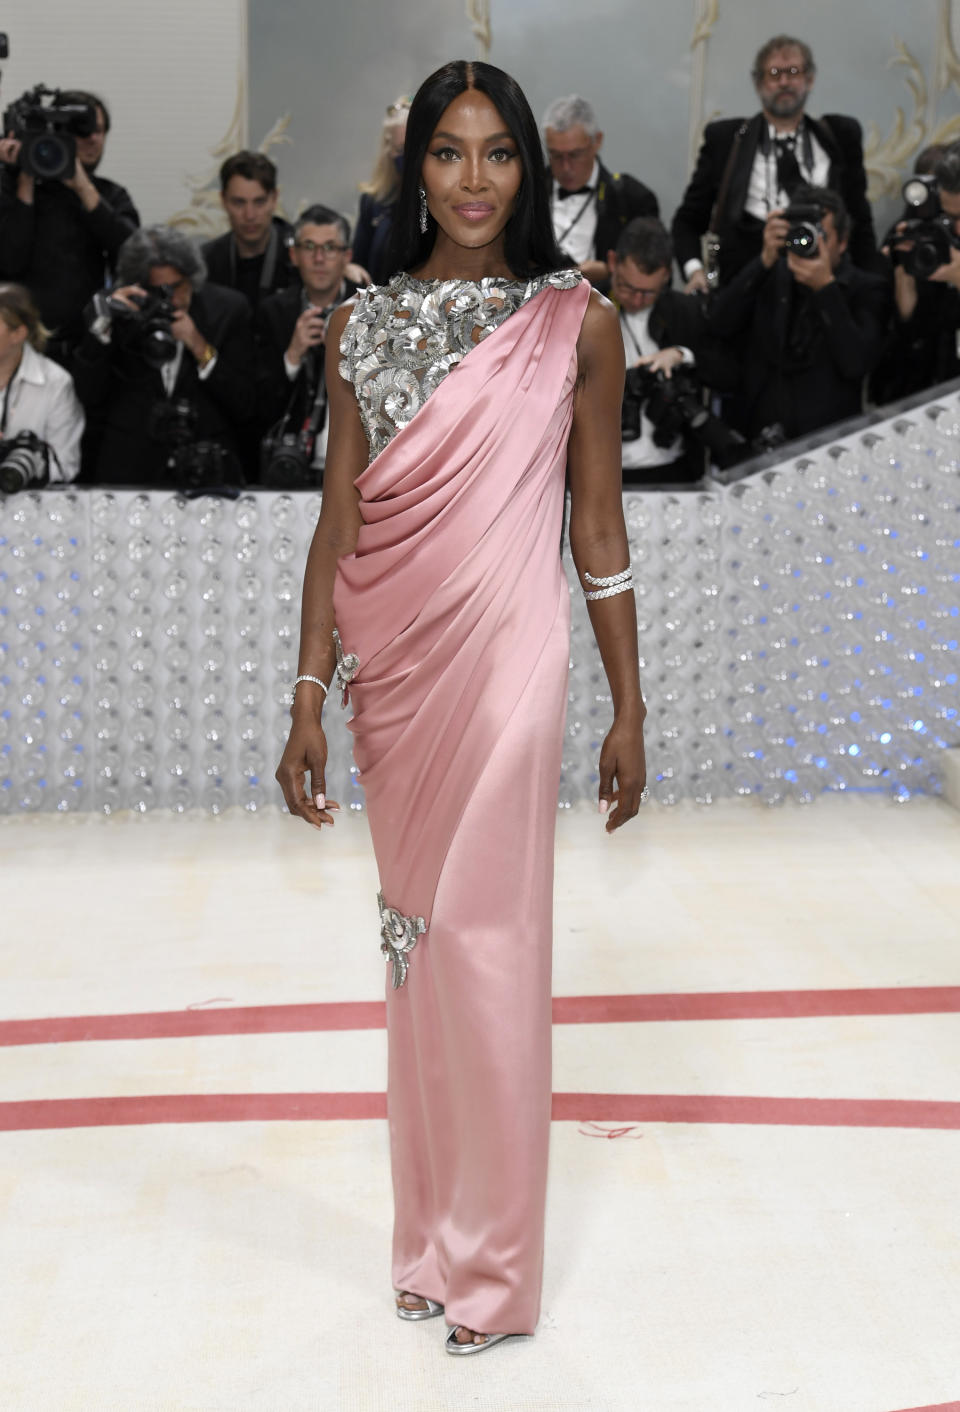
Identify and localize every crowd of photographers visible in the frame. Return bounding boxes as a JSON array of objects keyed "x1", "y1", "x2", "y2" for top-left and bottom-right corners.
[{"x1": 1, "y1": 32, "x2": 960, "y2": 495}]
